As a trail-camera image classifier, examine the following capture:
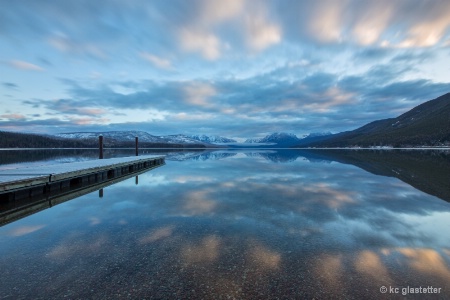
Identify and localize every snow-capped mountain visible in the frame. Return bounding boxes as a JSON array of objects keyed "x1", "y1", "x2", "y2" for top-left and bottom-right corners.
[
  {"x1": 53, "y1": 130, "x2": 334, "y2": 148},
  {"x1": 244, "y1": 132, "x2": 334, "y2": 146},
  {"x1": 55, "y1": 131, "x2": 165, "y2": 143},
  {"x1": 259, "y1": 132, "x2": 301, "y2": 144},
  {"x1": 302, "y1": 132, "x2": 333, "y2": 138},
  {"x1": 242, "y1": 133, "x2": 302, "y2": 147},
  {"x1": 54, "y1": 131, "x2": 220, "y2": 147},
  {"x1": 188, "y1": 135, "x2": 237, "y2": 143},
  {"x1": 159, "y1": 134, "x2": 209, "y2": 144},
  {"x1": 166, "y1": 151, "x2": 237, "y2": 161},
  {"x1": 245, "y1": 133, "x2": 300, "y2": 144},
  {"x1": 244, "y1": 138, "x2": 263, "y2": 143}
]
